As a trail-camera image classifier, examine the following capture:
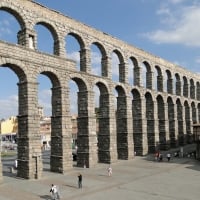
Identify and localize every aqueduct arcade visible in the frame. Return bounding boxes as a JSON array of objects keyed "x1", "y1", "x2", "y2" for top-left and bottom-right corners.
[{"x1": 0, "y1": 0, "x2": 200, "y2": 180}]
